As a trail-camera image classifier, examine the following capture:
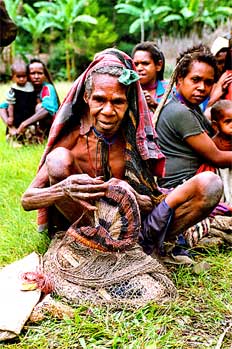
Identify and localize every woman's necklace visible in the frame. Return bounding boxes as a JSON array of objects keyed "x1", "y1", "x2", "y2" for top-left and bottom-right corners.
[
  {"x1": 92, "y1": 127, "x2": 118, "y2": 145},
  {"x1": 86, "y1": 128, "x2": 117, "y2": 179}
]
